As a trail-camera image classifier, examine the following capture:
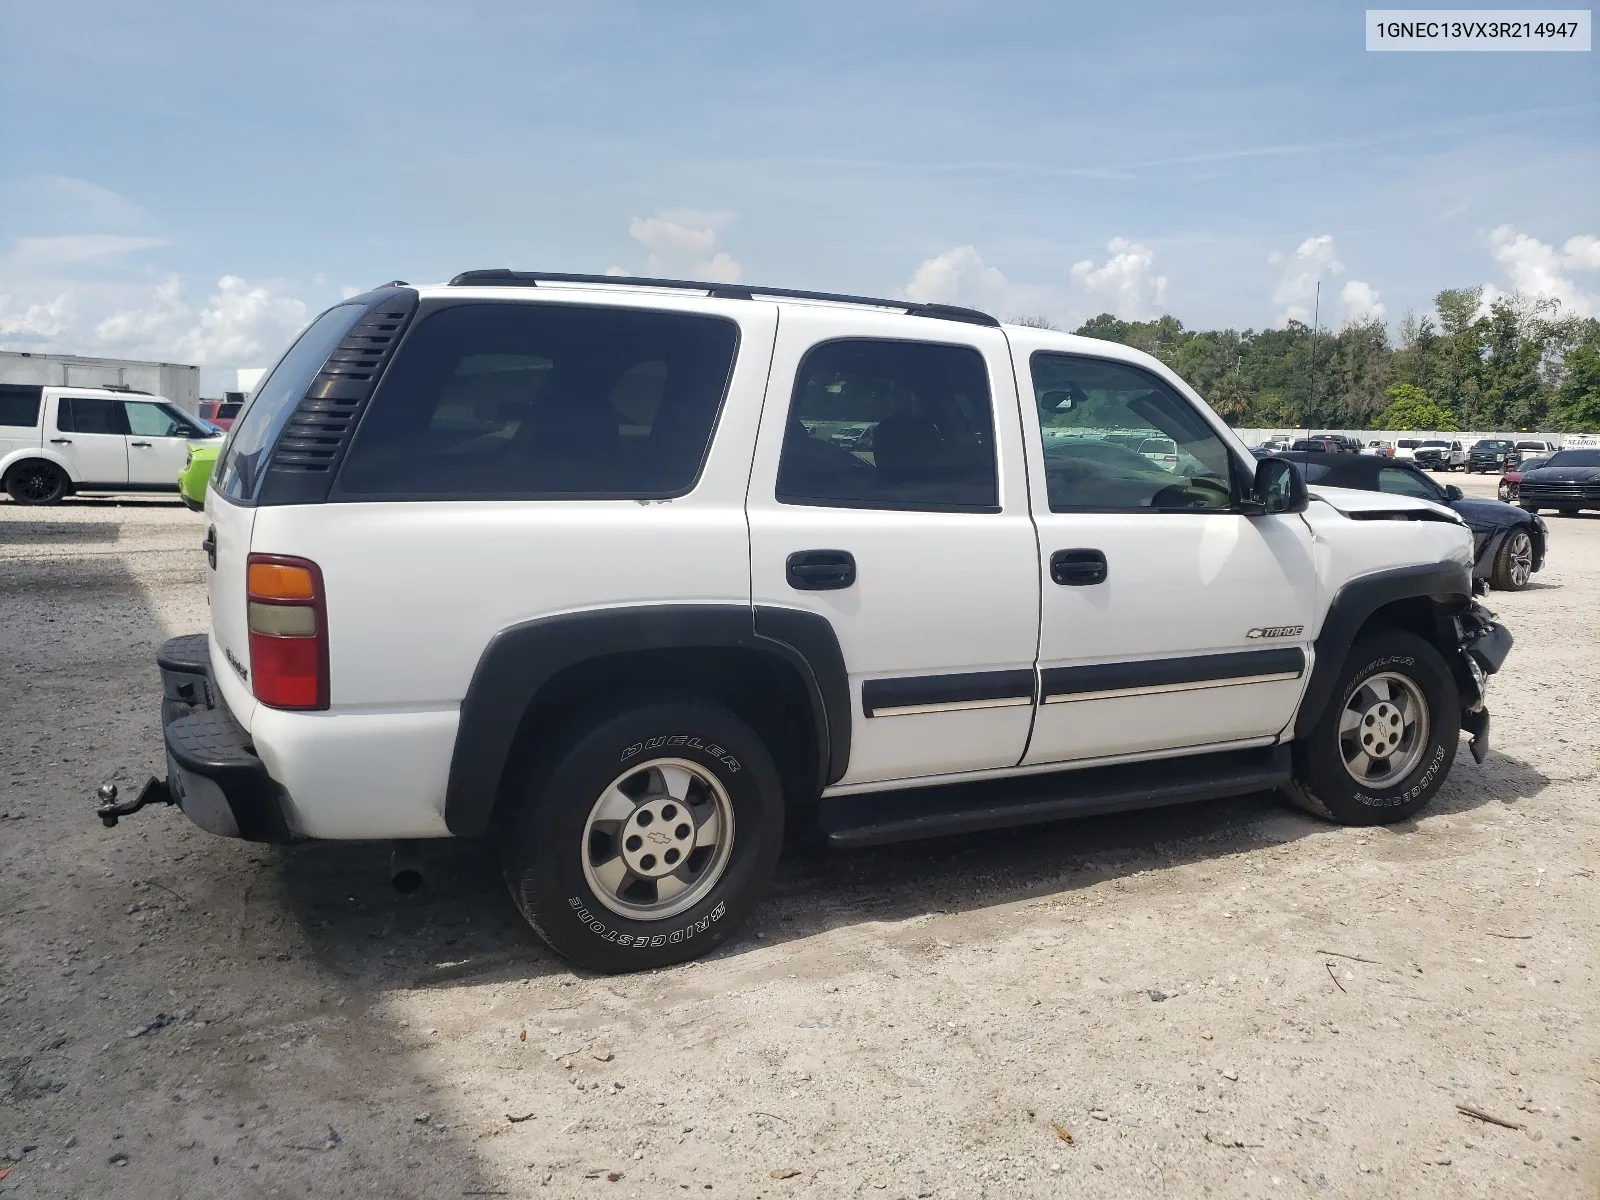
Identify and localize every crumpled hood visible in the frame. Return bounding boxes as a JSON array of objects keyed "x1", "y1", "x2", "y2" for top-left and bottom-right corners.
[{"x1": 1308, "y1": 485, "x2": 1464, "y2": 524}]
